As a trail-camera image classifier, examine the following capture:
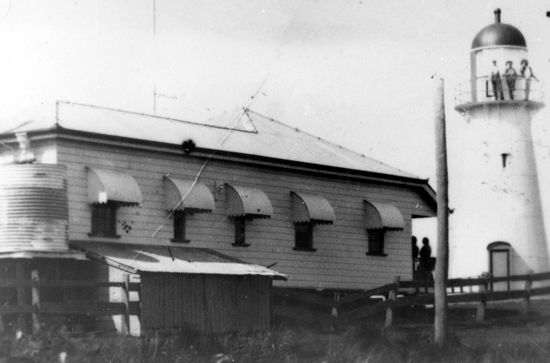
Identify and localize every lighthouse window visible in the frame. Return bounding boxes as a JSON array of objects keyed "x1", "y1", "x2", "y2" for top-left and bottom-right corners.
[
  {"x1": 501, "y1": 153, "x2": 511, "y2": 168},
  {"x1": 89, "y1": 202, "x2": 119, "y2": 238}
]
